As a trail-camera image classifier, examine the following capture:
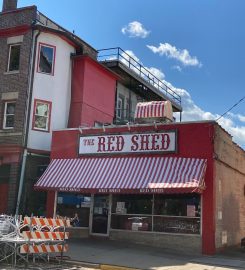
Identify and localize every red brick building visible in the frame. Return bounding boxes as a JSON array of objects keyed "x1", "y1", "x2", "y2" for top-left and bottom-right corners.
[{"x1": 35, "y1": 120, "x2": 245, "y2": 255}]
